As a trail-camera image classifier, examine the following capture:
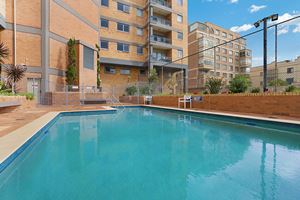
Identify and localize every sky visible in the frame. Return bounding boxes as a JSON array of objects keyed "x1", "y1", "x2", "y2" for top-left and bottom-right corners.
[{"x1": 188, "y1": 0, "x2": 300, "y2": 67}]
